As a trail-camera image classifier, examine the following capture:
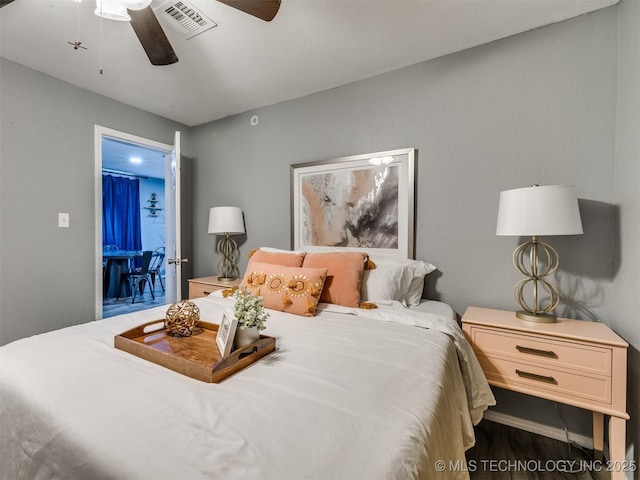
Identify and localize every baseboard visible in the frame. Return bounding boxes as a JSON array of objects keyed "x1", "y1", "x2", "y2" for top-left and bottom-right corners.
[{"x1": 483, "y1": 410, "x2": 594, "y2": 450}]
